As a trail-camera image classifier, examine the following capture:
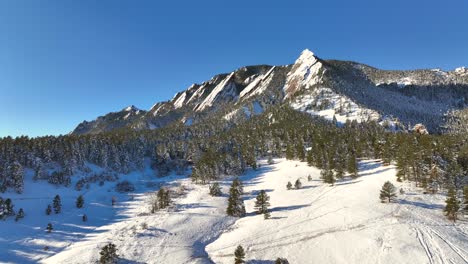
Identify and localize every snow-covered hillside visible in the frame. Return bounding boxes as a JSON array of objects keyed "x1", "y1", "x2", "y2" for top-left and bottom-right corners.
[{"x1": 1, "y1": 159, "x2": 467, "y2": 264}]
